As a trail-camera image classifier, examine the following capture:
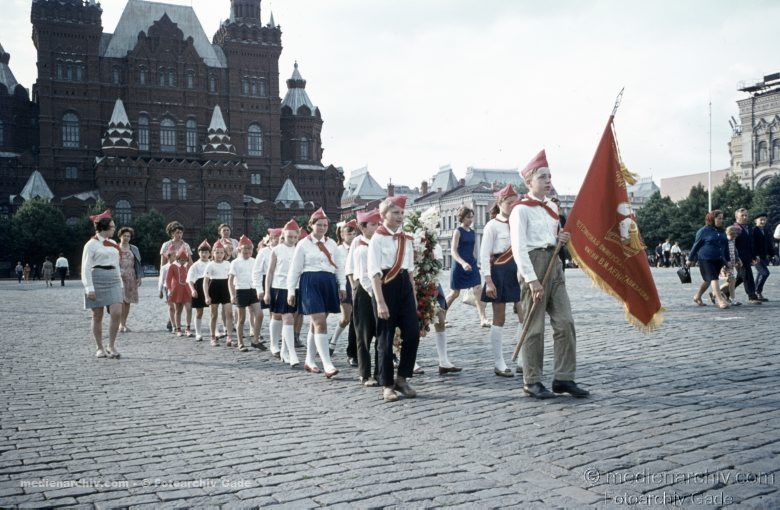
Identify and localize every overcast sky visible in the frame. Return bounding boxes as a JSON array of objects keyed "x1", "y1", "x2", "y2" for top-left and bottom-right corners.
[{"x1": 1, "y1": 0, "x2": 776, "y2": 193}]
